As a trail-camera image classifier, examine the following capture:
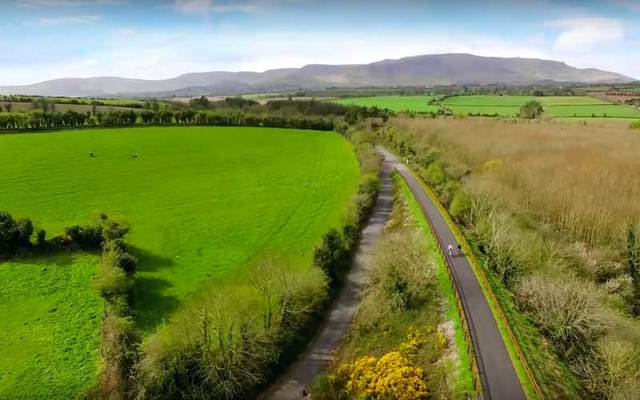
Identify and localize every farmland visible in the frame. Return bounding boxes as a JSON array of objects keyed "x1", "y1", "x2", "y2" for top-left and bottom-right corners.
[
  {"x1": 335, "y1": 95, "x2": 439, "y2": 113},
  {"x1": 0, "y1": 126, "x2": 360, "y2": 398},
  {"x1": 0, "y1": 254, "x2": 103, "y2": 399},
  {"x1": 334, "y1": 94, "x2": 640, "y2": 121}
]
